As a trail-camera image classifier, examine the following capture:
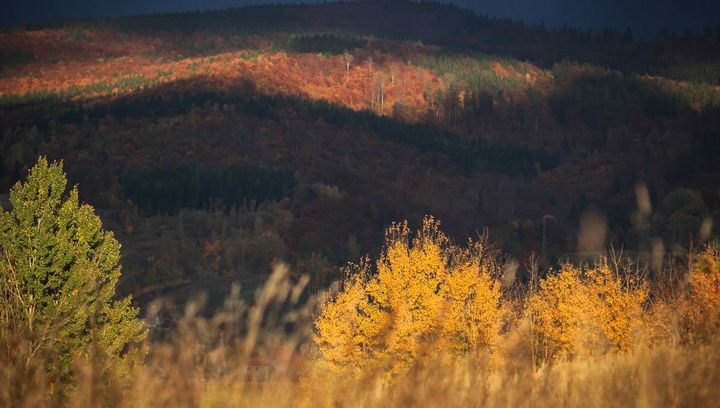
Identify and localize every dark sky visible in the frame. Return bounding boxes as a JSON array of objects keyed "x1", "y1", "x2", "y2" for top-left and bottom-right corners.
[{"x1": 4, "y1": 0, "x2": 720, "y2": 36}]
